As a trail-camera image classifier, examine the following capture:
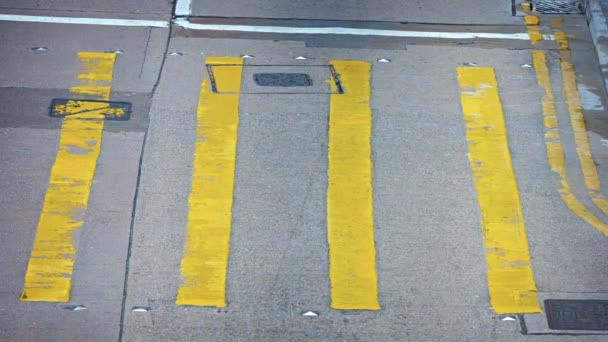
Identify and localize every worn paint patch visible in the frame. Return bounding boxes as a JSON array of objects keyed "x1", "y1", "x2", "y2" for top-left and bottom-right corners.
[
  {"x1": 555, "y1": 32, "x2": 569, "y2": 51},
  {"x1": 327, "y1": 60, "x2": 380, "y2": 310},
  {"x1": 533, "y1": 51, "x2": 608, "y2": 236},
  {"x1": 457, "y1": 67, "x2": 541, "y2": 314},
  {"x1": 176, "y1": 56, "x2": 243, "y2": 307},
  {"x1": 577, "y1": 84, "x2": 605, "y2": 111},
  {"x1": 551, "y1": 18, "x2": 563, "y2": 29},
  {"x1": 21, "y1": 52, "x2": 116, "y2": 302}
]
